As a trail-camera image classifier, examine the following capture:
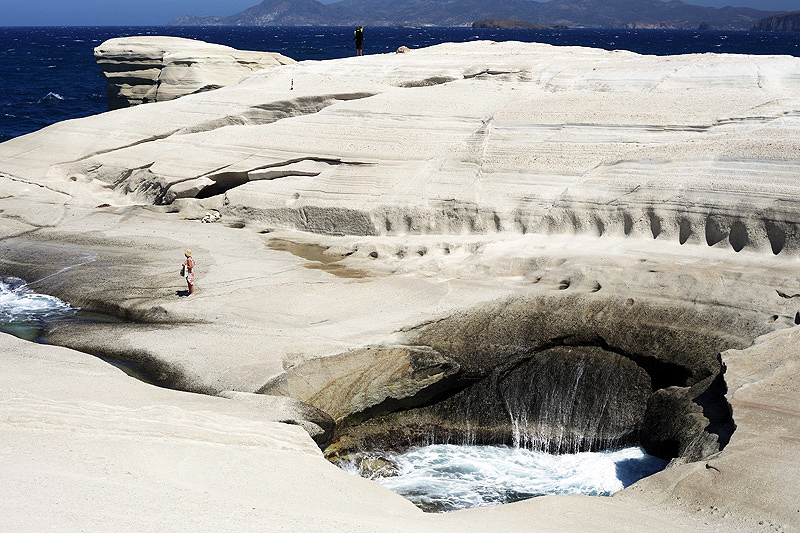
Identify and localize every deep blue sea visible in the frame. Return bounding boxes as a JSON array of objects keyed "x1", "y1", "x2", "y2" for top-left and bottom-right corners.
[{"x1": 2, "y1": 26, "x2": 800, "y2": 144}]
